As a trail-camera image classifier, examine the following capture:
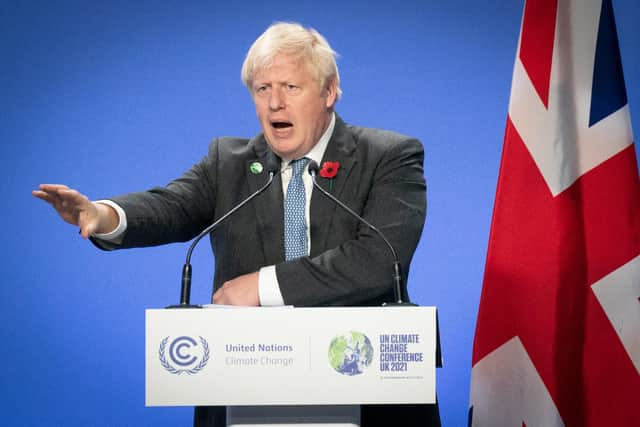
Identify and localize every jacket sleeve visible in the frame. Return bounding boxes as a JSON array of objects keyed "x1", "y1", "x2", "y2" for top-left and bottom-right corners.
[{"x1": 93, "y1": 140, "x2": 220, "y2": 249}]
